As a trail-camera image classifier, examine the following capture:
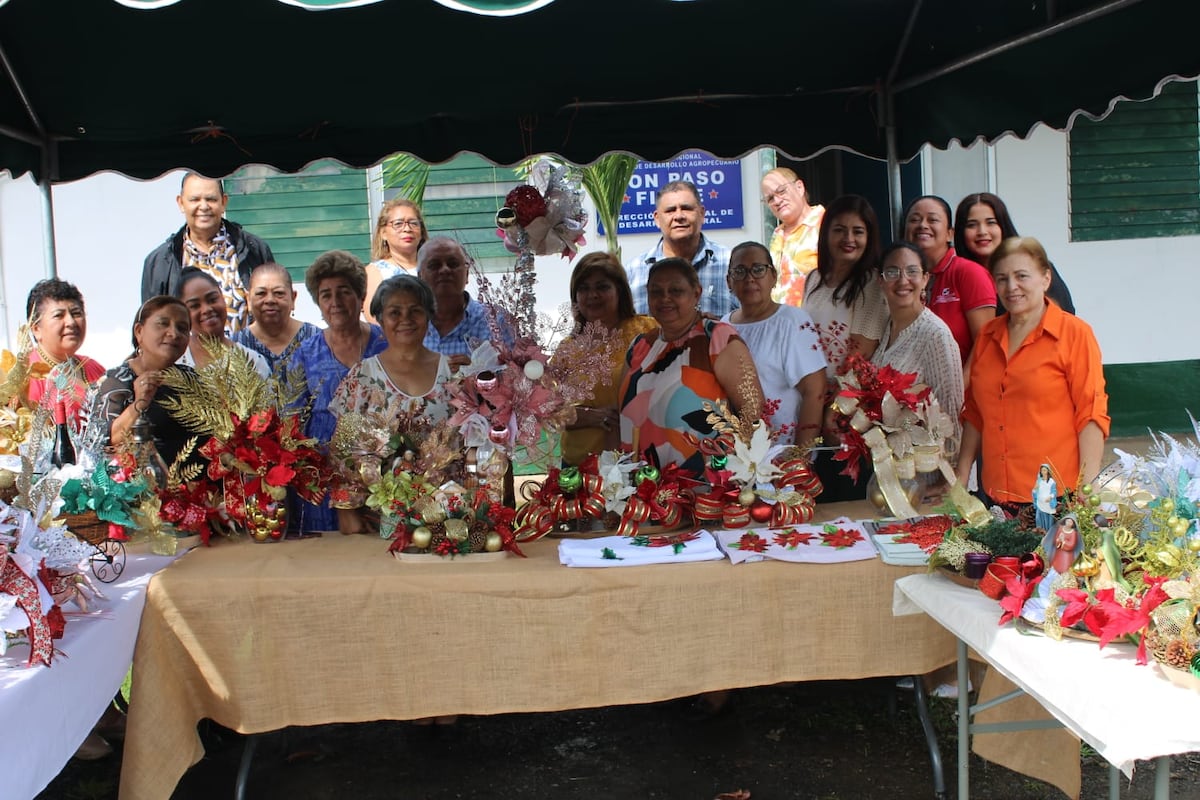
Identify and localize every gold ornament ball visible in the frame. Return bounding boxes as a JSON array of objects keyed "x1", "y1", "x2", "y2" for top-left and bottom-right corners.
[
  {"x1": 1161, "y1": 498, "x2": 1176, "y2": 514},
  {"x1": 1087, "y1": 494, "x2": 1101, "y2": 508},
  {"x1": 1188, "y1": 537, "x2": 1200, "y2": 553},
  {"x1": 867, "y1": 482, "x2": 887, "y2": 512},
  {"x1": 251, "y1": 529, "x2": 270, "y2": 542},
  {"x1": 0, "y1": 469, "x2": 15, "y2": 489},
  {"x1": 1080, "y1": 483, "x2": 1093, "y2": 496},
  {"x1": 1167, "y1": 516, "x2": 1181, "y2": 530},
  {"x1": 737, "y1": 488, "x2": 757, "y2": 507},
  {"x1": 444, "y1": 518, "x2": 470, "y2": 542},
  {"x1": 1173, "y1": 520, "x2": 1190, "y2": 538},
  {"x1": 411, "y1": 526, "x2": 433, "y2": 549},
  {"x1": 1072, "y1": 552, "x2": 1100, "y2": 578},
  {"x1": 485, "y1": 532, "x2": 503, "y2": 552}
]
